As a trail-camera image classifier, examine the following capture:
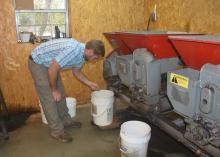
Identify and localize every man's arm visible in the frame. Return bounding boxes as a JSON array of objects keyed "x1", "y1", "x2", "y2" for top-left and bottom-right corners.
[
  {"x1": 48, "y1": 59, "x2": 62, "y2": 102},
  {"x1": 72, "y1": 68, "x2": 100, "y2": 90}
]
